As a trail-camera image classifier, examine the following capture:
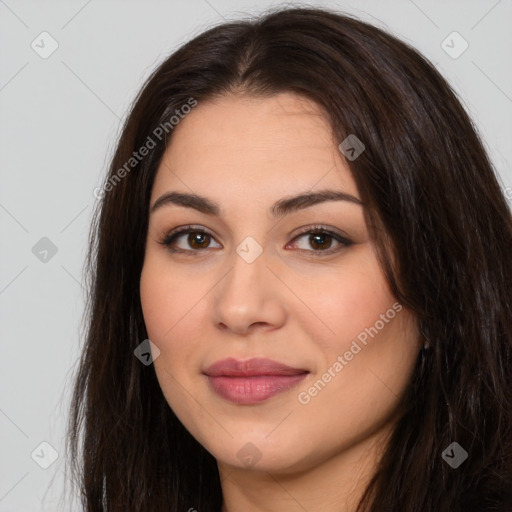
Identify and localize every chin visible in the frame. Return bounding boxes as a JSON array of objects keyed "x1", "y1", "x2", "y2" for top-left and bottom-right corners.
[{"x1": 204, "y1": 428, "x2": 318, "y2": 474}]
